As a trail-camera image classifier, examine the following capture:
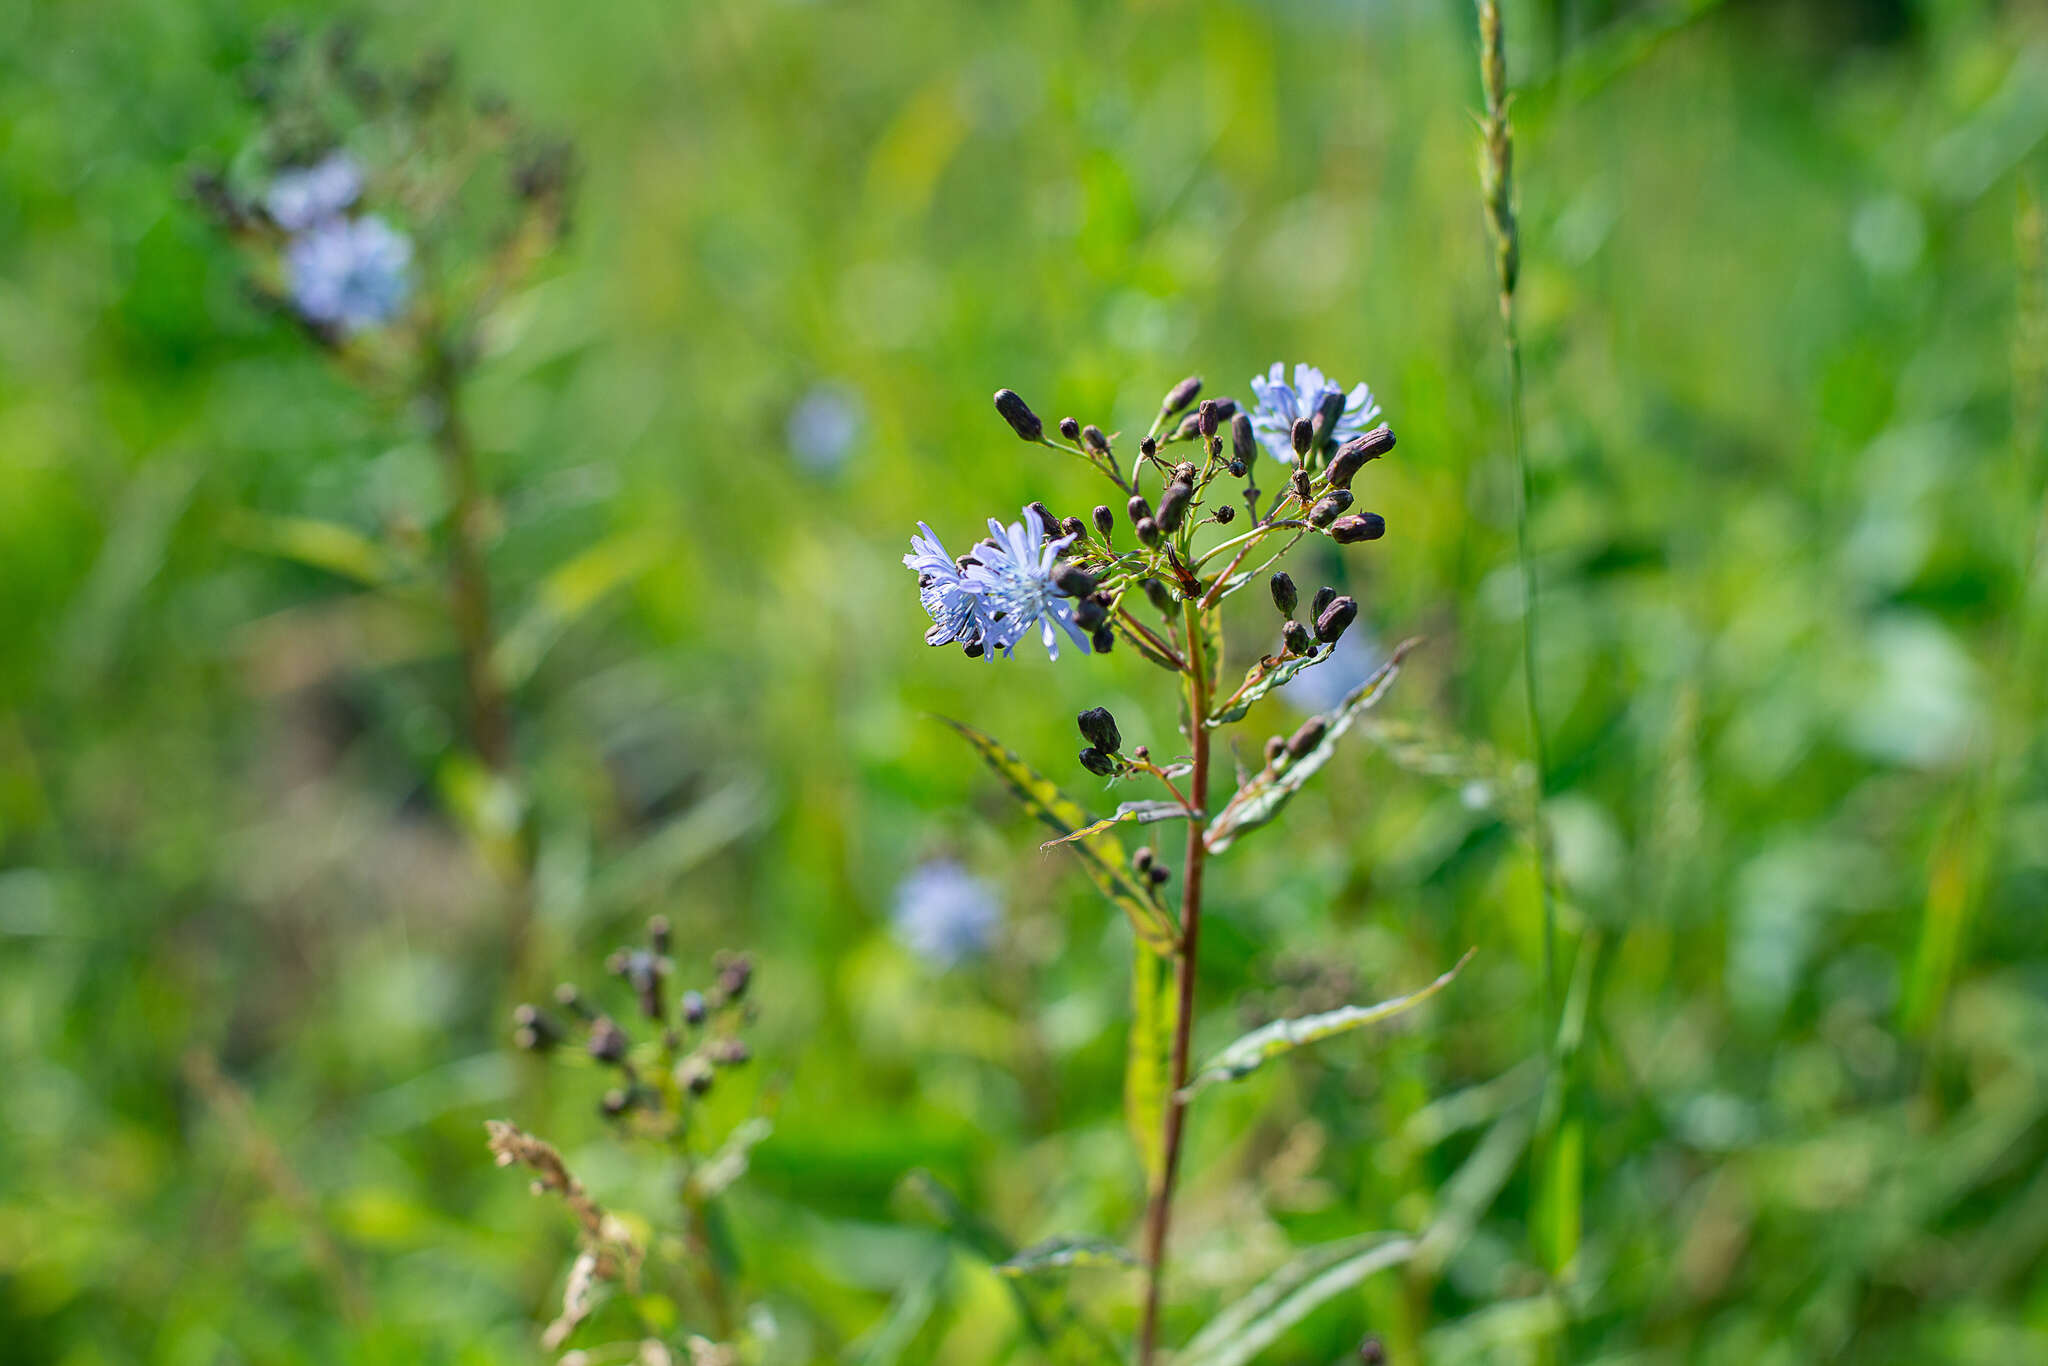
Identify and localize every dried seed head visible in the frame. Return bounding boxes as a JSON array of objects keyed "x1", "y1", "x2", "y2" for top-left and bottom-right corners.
[
  {"x1": 1327, "y1": 425, "x2": 1395, "y2": 487},
  {"x1": 1232, "y1": 411, "x2": 1256, "y2": 466},
  {"x1": 1157, "y1": 481, "x2": 1194, "y2": 534},
  {"x1": 1077, "y1": 707, "x2": 1122, "y2": 752},
  {"x1": 1092, "y1": 504, "x2": 1116, "y2": 538},
  {"x1": 1291, "y1": 418, "x2": 1314, "y2": 457},
  {"x1": 1198, "y1": 399, "x2": 1221, "y2": 438},
  {"x1": 1212, "y1": 503, "x2": 1236, "y2": 525},
  {"x1": 993, "y1": 389, "x2": 1043, "y2": 441},
  {"x1": 1051, "y1": 563, "x2": 1098, "y2": 597},
  {"x1": 1315, "y1": 595, "x2": 1358, "y2": 643},
  {"x1": 1290, "y1": 468, "x2": 1313, "y2": 503},
  {"x1": 1330, "y1": 512, "x2": 1386, "y2": 544},
  {"x1": 1136, "y1": 516, "x2": 1162, "y2": 547},
  {"x1": 1282, "y1": 620, "x2": 1313, "y2": 656},
  {"x1": 1059, "y1": 416, "x2": 1081, "y2": 441},
  {"x1": 1312, "y1": 585, "x2": 1337, "y2": 618},
  {"x1": 1270, "y1": 572, "x2": 1298, "y2": 616},
  {"x1": 1286, "y1": 716, "x2": 1329, "y2": 757},
  {"x1": 1308, "y1": 488, "x2": 1354, "y2": 527},
  {"x1": 1161, "y1": 375, "x2": 1202, "y2": 416}
]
